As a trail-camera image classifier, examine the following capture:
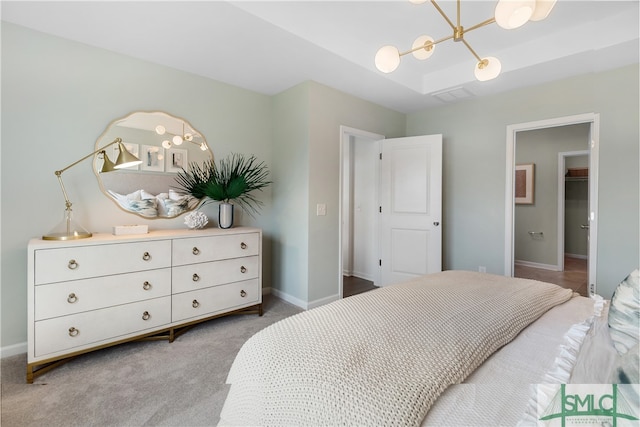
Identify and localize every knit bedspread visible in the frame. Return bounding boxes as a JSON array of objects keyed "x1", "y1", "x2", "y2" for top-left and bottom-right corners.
[{"x1": 219, "y1": 270, "x2": 573, "y2": 426}]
